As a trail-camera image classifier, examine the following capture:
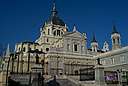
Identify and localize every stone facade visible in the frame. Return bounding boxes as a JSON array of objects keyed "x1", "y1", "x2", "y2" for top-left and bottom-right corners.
[
  {"x1": 7, "y1": 2, "x2": 97, "y2": 77},
  {"x1": 1, "y1": 1, "x2": 128, "y2": 86}
]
